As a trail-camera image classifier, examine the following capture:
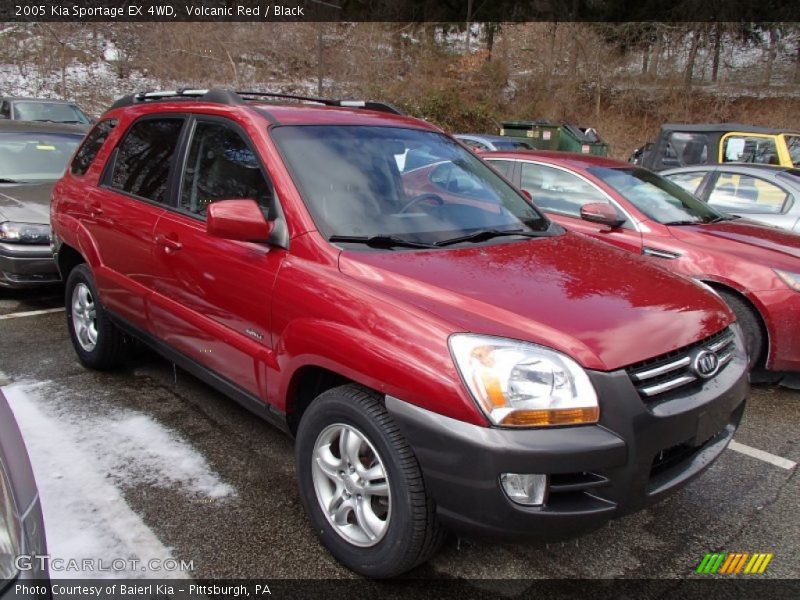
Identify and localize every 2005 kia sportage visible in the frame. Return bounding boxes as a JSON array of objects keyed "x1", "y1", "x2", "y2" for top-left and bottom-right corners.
[{"x1": 50, "y1": 89, "x2": 748, "y2": 577}]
